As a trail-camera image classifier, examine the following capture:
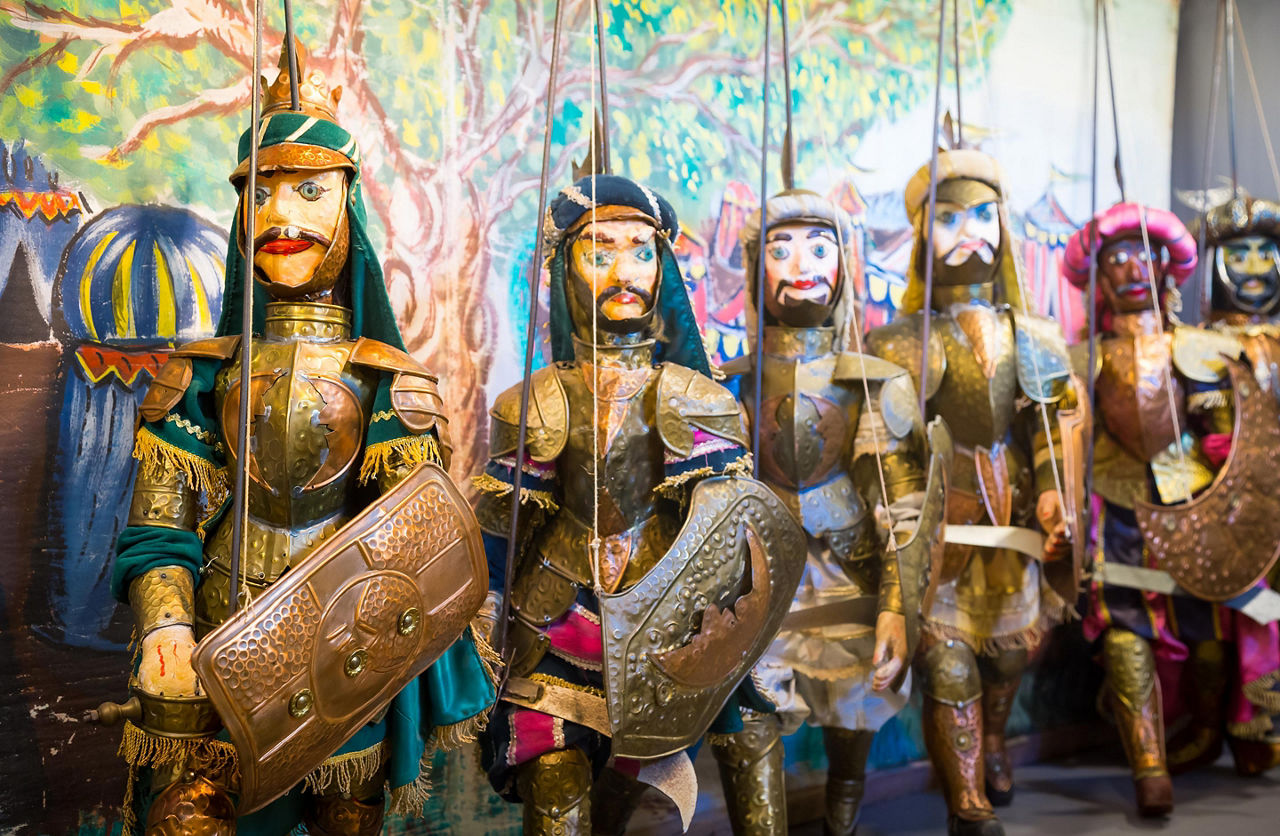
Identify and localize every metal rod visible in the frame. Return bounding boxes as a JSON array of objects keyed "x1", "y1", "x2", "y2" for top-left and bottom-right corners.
[
  {"x1": 229, "y1": 0, "x2": 265, "y2": 615},
  {"x1": 752, "y1": 0, "x2": 771, "y2": 478},
  {"x1": 918, "y1": 0, "x2": 948, "y2": 418},
  {"x1": 1225, "y1": 0, "x2": 1239, "y2": 197},
  {"x1": 779, "y1": 0, "x2": 795, "y2": 190},
  {"x1": 282, "y1": 0, "x2": 300, "y2": 111},
  {"x1": 953, "y1": 0, "x2": 962, "y2": 146},
  {"x1": 497, "y1": 0, "x2": 567, "y2": 669},
  {"x1": 1085, "y1": 0, "x2": 1101, "y2": 526},
  {"x1": 1099, "y1": 0, "x2": 1125, "y2": 202},
  {"x1": 592, "y1": 0, "x2": 611, "y2": 173},
  {"x1": 1198, "y1": 0, "x2": 1226, "y2": 315}
]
